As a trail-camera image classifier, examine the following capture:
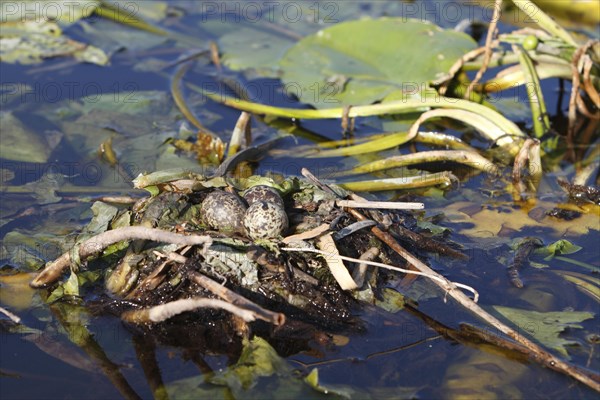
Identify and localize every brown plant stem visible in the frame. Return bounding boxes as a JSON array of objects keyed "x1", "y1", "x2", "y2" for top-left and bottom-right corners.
[
  {"x1": 465, "y1": 0, "x2": 502, "y2": 97},
  {"x1": 188, "y1": 271, "x2": 285, "y2": 326},
  {"x1": 512, "y1": 138, "x2": 539, "y2": 201},
  {"x1": 568, "y1": 41, "x2": 599, "y2": 161}
]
